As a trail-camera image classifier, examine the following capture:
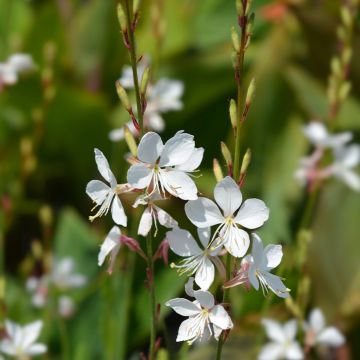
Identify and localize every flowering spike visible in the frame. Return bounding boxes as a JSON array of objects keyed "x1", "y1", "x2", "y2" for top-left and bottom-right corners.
[{"x1": 124, "y1": 125, "x2": 138, "y2": 157}]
